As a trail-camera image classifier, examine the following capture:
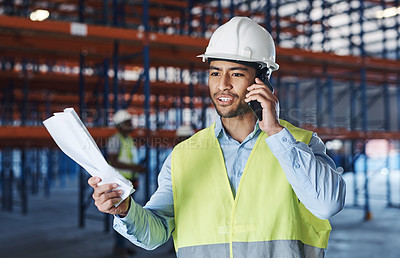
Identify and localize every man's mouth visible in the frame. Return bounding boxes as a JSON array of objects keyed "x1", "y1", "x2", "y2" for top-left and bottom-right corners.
[
  {"x1": 219, "y1": 97, "x2": 232, "y2": 102},
  {"x1": 214, "y1": 93, "x2": 237, "y2": 106},
  {"x1": 216, "y1": 95, "x2": 234, "y2": 105}
]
